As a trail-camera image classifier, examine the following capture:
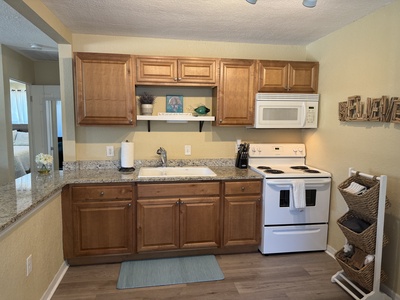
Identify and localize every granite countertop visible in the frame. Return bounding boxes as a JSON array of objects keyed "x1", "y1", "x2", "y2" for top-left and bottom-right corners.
[{"x1": 0, "y1": 164, "x2": 262, "y2": 234}]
